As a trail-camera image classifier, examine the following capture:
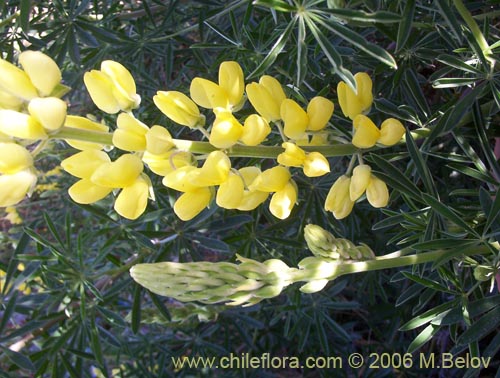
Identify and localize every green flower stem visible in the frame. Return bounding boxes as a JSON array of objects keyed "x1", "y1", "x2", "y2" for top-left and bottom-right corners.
[
  {"x1": 51, "y1": 127, "x2": 114, "y2": 145},
  {"x1": 452, "y1": 0, "x2": 492, "y2": 62}
]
